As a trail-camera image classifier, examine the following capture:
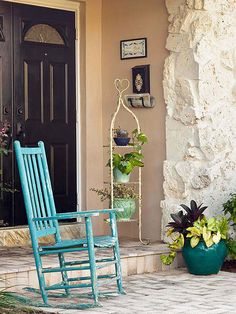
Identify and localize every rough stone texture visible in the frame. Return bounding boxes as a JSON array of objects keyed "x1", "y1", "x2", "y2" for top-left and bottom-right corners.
[
  {"x1": 0, "y1": 223, "x2": 85, "y2": 246},
  {"x1": 162, "y1": 0, "x2": 236, "y2": 240}
]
